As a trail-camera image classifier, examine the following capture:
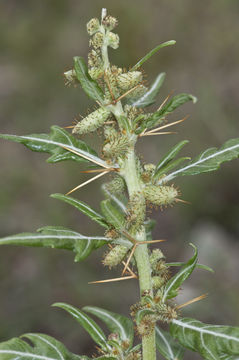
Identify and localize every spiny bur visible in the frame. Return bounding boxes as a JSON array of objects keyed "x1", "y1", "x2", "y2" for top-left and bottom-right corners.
[
  {"x1": 143, "y1": 184, "x2": 178, "y2": 207},
  {"x1": 102, "y1": 245, "x2": 129, "y2": 268},
  {"x1": 73, "y1": 107, "x2": 111, "y2": 135}
]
